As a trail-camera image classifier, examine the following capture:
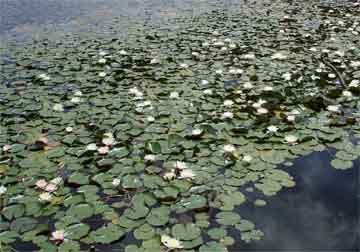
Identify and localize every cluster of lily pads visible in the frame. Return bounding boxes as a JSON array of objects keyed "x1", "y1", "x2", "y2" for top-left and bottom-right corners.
[{"x1": 0, "y1": 1, "x2": 360, "y2": 252}]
